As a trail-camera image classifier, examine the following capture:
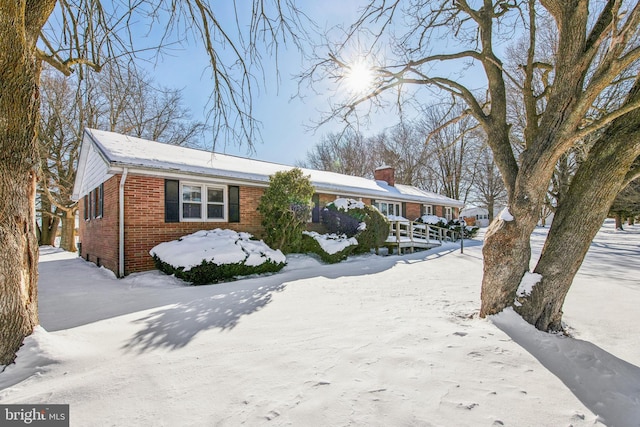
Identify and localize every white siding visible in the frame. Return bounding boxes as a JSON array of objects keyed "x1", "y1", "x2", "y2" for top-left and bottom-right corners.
[{"x1": 73, "y1": 136, "x2": 112, "y2": 199}]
